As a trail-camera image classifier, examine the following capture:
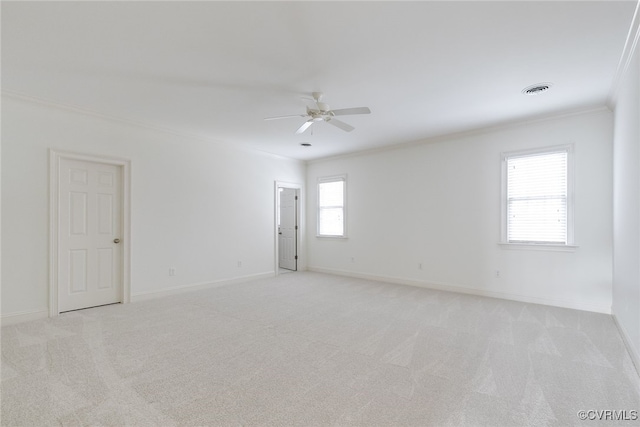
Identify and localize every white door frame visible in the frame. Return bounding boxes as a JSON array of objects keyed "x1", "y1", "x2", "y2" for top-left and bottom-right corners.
[
  {"x1": 49, "y1": 149, "x2": 131, "y2": 317},
  {"x1": 274, "y1": 181, "x2": 302, "y2": 275}
]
